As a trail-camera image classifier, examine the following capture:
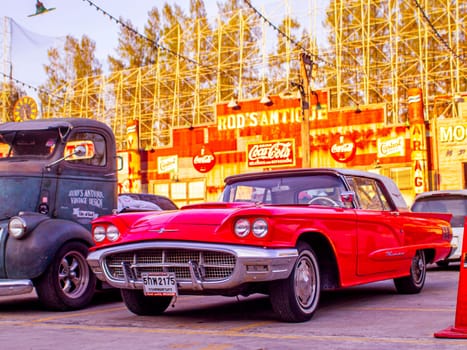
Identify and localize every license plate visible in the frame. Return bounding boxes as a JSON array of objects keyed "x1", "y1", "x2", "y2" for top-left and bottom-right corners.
[{"x1": 142, "y1": 272, "x2": 178, "y2": 296}]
